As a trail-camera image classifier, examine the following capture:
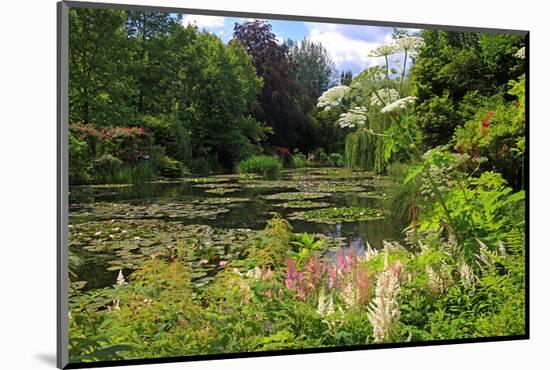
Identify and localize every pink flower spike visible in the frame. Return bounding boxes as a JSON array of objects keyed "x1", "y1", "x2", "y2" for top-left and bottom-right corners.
[
  {"x1": 200, "y1": 259, "x2": 209, "y2": 265},
  {"x1": 219, "y1": 260, "x2": 228, "y2": 267}
]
